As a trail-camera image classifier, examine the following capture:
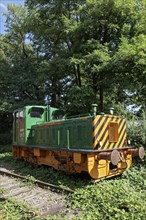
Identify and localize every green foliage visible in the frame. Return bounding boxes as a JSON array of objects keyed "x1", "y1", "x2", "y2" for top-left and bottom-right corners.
[
  {"x1": 0, "y1": 152, "x2": 146, "y2": 219},
  {"x1": 127, "y1": 121, "x2": 145, "y2": 146},
  {"x1": 0, "y1": 188, "x2": 7, "y2": 194},
  {"x1": 0, "y1": 152, "x2": 12, "y2": 159},
  {"x1": 1, "y1": 0, "x2": 146, "y2": 114},
  {"x1": 126, "y1": 111, "x2": 146, "y2": 146},
  {"x1": 22, "y1": 175, "x2": 36, "y2": 187},
  {"x1": 66, "y1": 85, "x2": 95, "y2": 115},
  {"x1": 68, "y1": 164, "x2": 146, "y2": 220},
  {"x1": 0, "y1": 133, "x2": 12, "y2": 145},
  {"x1": 0, "y1": 110, "x2": 12, "y2": 145},
  {"x1": 0, "y1": 199, "x2": 38, "y2": 220}
]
